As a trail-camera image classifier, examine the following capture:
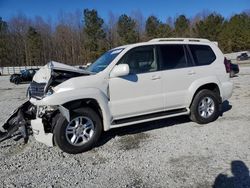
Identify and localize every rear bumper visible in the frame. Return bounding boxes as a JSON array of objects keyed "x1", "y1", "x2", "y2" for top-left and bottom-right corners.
[
  {"x1": 31, "y1": 118, "x2": 53, "y2": 147},
  {"x1": 221, "y1": 81, "x2": 233, "y2": 101}
]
